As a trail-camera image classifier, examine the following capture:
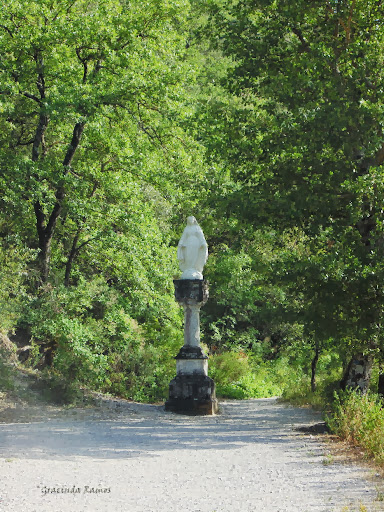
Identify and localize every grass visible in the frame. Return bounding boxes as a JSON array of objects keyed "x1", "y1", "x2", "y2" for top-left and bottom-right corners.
[
  {"x1": 322, "y1": 453, "x2": 334, "y2": 466},
  {"x1": 209, "y1": 351, "x2": 293, "y2": 399},
  {"x1": 279, "y1": 370, "x2": 384, "y2": 470},
  {"x1": 326, "y1": 390, "x2": 384, "y2": 466},
  {"x1": 375, "y1": 488, "x2": 384, "y2": 502},
  {"x1": 254, "y1": 352, "x2": 384, "y2": 470}
]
